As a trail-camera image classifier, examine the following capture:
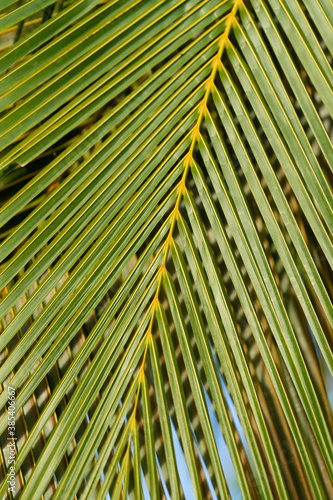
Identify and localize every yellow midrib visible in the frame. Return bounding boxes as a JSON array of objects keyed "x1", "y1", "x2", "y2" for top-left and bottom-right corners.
[
  {"x1": 151, "y1": 0, "x2": 240, "y2": 306},
  {"x1": 117, "y1": 0, "x2": 241, "y2": 477}
]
